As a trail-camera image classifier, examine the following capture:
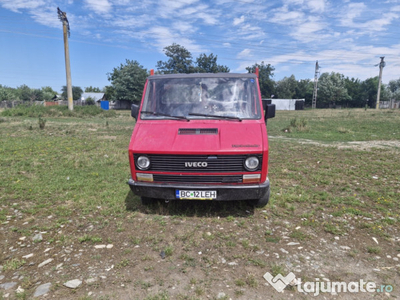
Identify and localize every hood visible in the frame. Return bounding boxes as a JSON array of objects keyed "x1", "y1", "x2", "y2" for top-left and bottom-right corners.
[{"x1": 130, "y1": 121, "x2": 264, "y2": 154}]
